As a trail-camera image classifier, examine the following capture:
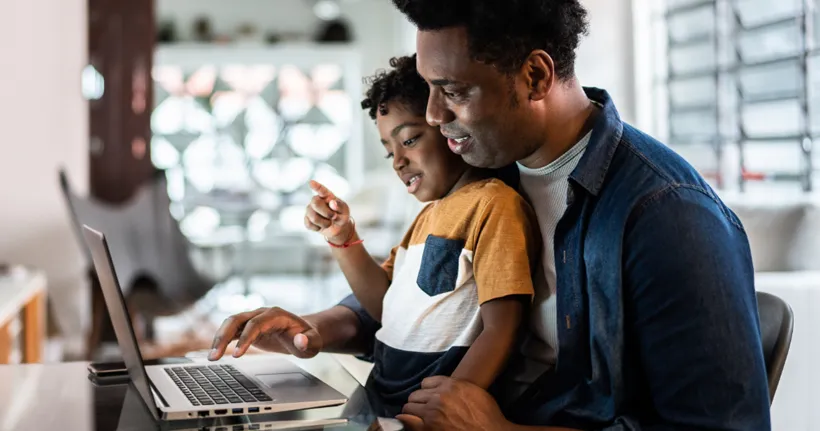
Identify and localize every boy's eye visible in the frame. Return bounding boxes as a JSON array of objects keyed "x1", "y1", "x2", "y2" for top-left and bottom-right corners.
[
  {"x1": 403, "y1": 136, "x2": 419, "y2": 146},
  {"x1": 384, "y1": 153, "x2": 394, "y2": 159}
]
